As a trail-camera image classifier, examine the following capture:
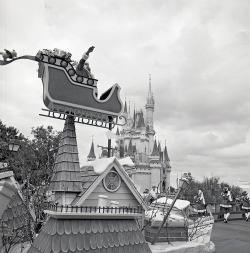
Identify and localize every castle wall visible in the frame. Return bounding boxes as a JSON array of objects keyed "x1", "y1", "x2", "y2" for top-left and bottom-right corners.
[
  {"x1": 133, "y1": 171, "x2": 151, "y2": 194},
  {"x1": 150, "y1": 166, "x2": 161, "y2": 190}
]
